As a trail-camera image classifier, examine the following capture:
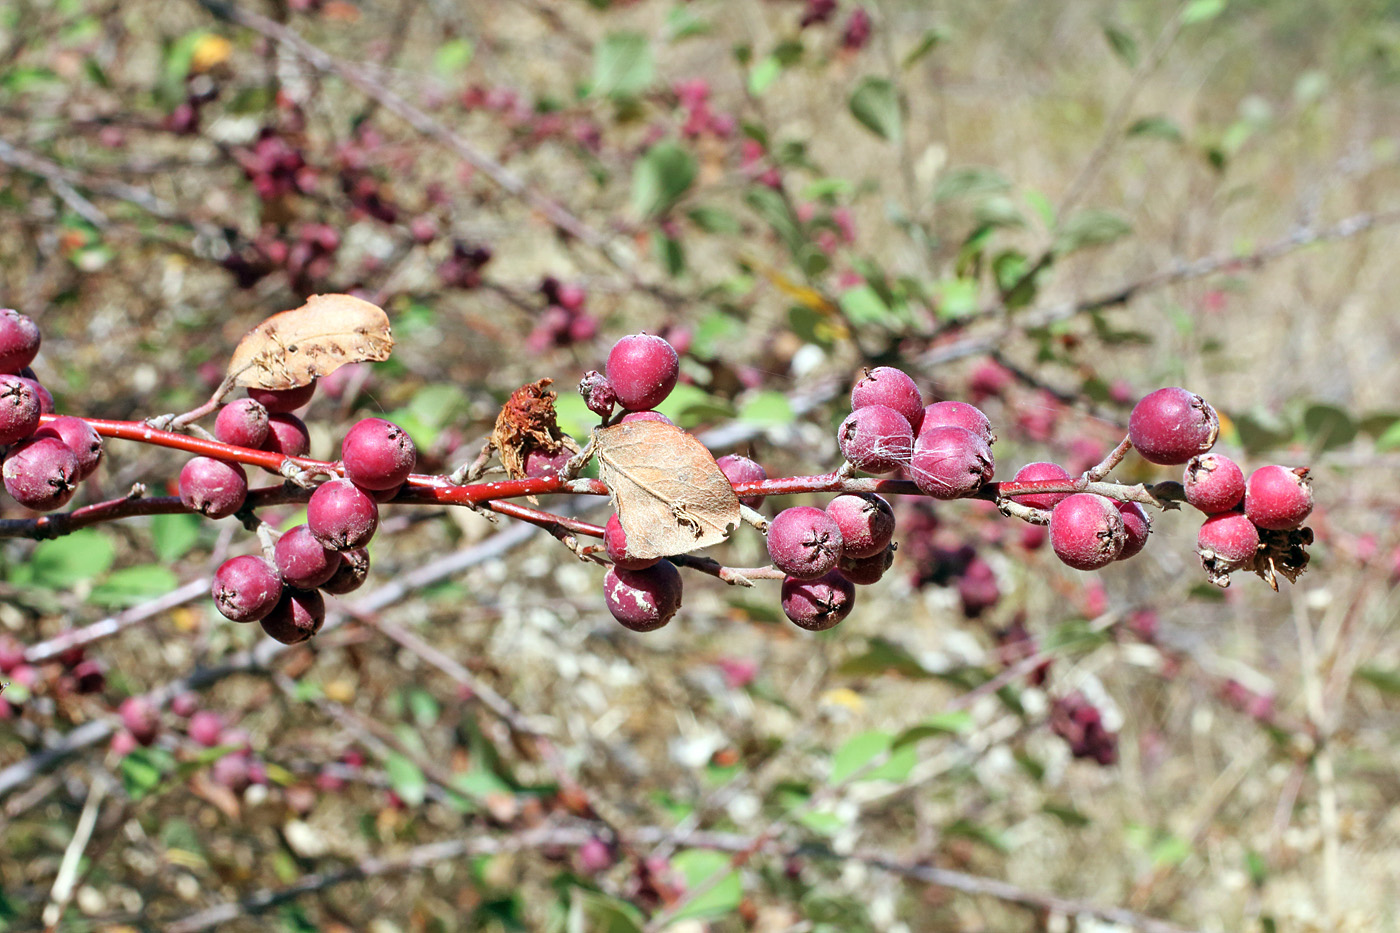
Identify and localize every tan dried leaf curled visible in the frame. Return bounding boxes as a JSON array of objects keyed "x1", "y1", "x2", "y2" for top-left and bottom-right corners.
[
  {"x1": 594, "y1": 420, "x2": 740, "y2": 560},
  {"x1": 227, "y1": 294, "x2": 394, "y2": 390}
]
